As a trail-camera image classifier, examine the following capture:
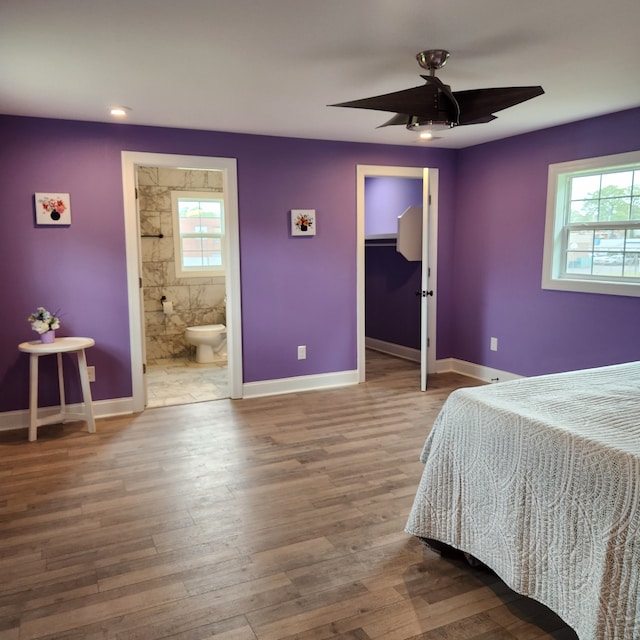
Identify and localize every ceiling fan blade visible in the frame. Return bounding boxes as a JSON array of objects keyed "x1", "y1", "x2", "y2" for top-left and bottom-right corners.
[
  {"x1": 454, "y1": 86, "x2": 544, "y2": 123},
  {"x1": 330, "y1": 83, "x2": 437, "y2": 116},
  {"x1": 458, "y1": 114, "x2": 497, "y2": 125},
  {"x1": 377, "y1": 113, "x2": 411, "y2": 128}
]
